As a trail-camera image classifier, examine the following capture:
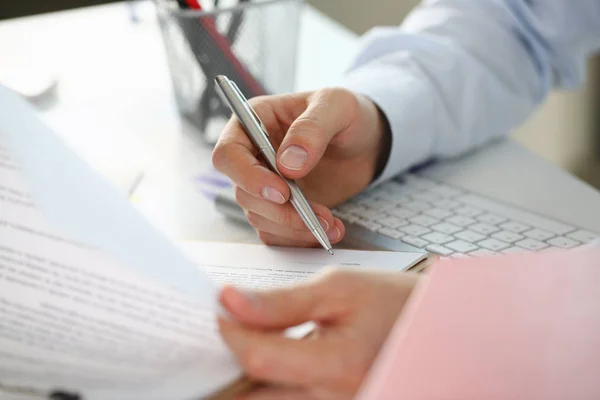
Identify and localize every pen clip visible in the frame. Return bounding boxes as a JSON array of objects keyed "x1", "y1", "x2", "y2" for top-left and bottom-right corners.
[{"x1": 231, "y1": 81, "x2": 270, "y2": 137}]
